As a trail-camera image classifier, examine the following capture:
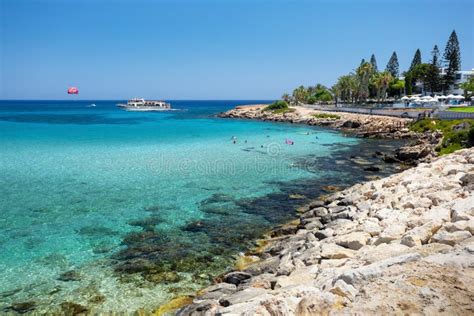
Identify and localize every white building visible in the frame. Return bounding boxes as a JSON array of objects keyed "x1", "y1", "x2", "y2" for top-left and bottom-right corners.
[{"x1": 440, "y1": 68, "x2": 474, "y2": 95}]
